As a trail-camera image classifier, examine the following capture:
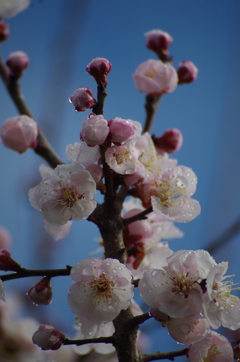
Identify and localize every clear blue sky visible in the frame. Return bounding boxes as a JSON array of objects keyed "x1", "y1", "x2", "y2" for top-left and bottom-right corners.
[{"x1": 0, "y1": 1, "x2": 240, "y2": 359}]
